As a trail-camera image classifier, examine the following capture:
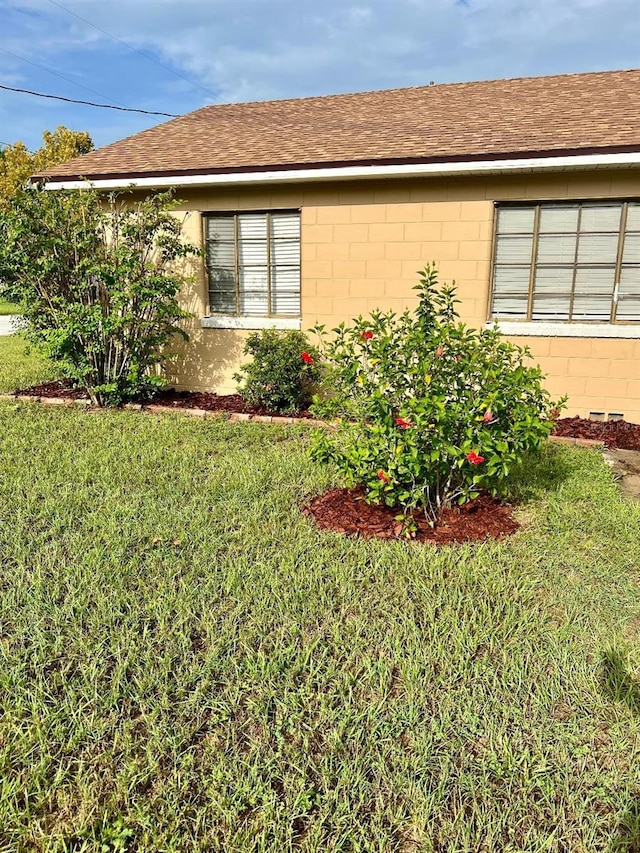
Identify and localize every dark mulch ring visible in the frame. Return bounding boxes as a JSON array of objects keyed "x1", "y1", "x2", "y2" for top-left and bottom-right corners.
[
  {"x1": 18, "y1": 379, "x2": 87, "y2": 399},
  {"x1": 303, "y1": 488, "x2": 519, "y2": 545},
  {"x1": 552, "y1": 416, "x2": 640, "y2": 451}
]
